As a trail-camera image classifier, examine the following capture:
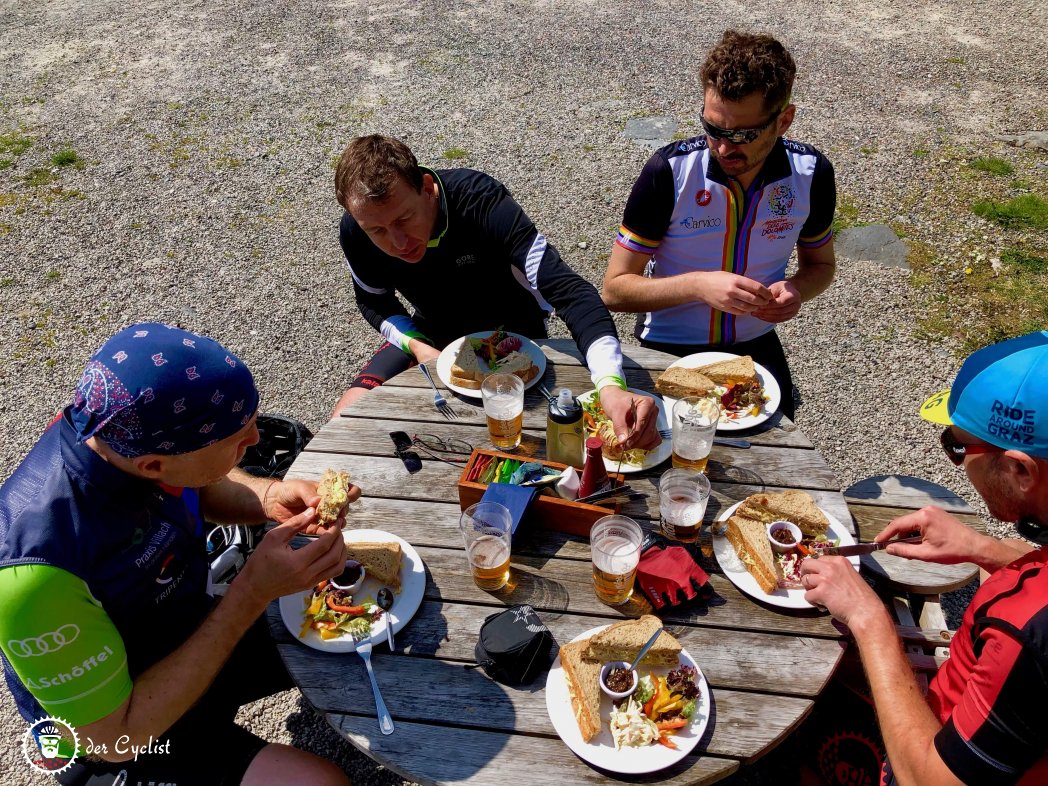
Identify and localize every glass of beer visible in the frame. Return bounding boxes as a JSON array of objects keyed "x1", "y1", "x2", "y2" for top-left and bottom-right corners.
[
  {"x1": 659, "y1": 468, "x2": 711, "y2": 544},
  {"x1": 459, "y1": 502, "x2": 512, "y2": 591},
  {"x1": 590, "y1": 515, "x2": 643, "y2": 606},
  {"x1": 671, "y1": 396, "x2": 720, "y2": 472},
  {"x1": 481, "y1": 373, "x2": 525, "y2": 450}
]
